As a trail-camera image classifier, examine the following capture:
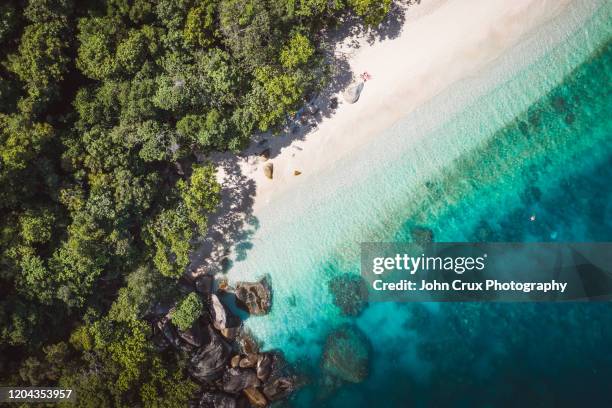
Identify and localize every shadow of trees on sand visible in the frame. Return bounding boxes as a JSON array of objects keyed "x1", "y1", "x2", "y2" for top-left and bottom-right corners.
[{"x1": 189, "y1": 1, "x2": 412, "y2": 279}]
